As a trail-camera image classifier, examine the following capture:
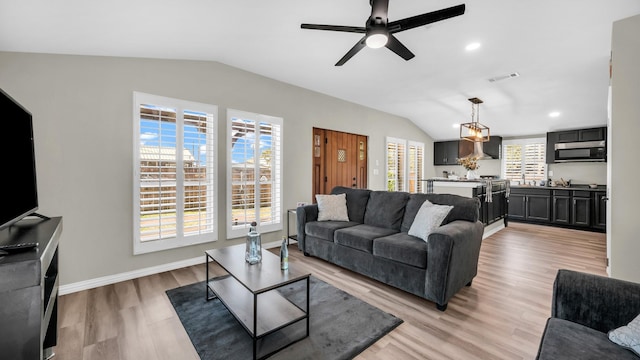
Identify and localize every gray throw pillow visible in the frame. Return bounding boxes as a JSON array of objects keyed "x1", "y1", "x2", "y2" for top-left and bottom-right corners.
[
  {"x1": 408, "y1": 200, "x2": 453, "y2": 242},
  {"x1": 609, "y1": 313, "x2": 640, "y2": 356},
  {"x1": 316, "y1": 193, "x2": 350, "y2": 221}
]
